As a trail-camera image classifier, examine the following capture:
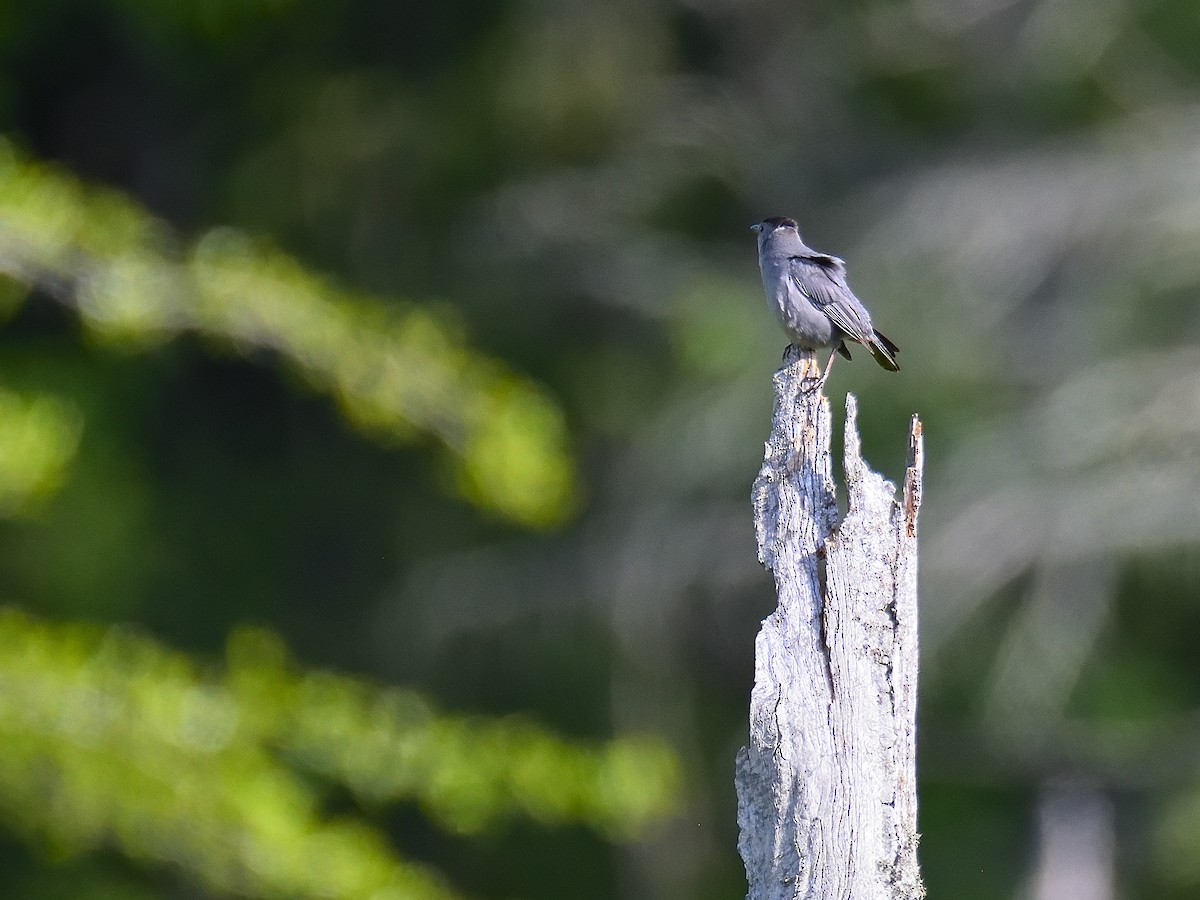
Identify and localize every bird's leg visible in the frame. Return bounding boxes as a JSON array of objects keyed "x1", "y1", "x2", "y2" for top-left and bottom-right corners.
[
  {"x1": 800, "y1": 347, "x2": 839, "y2": 394},
  {"x1": 785, "y1": 345, "x2": 821, "y2": 390},
  {"x1": 819, "y1": 346, "x2": 838, "y2": 384}
]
